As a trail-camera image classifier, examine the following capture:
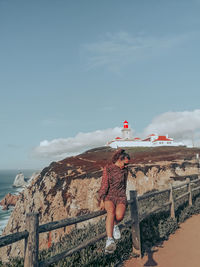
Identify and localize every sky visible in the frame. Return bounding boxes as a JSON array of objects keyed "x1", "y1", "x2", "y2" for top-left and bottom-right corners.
[{"x1": 1, "y1": 0, "x2": 200, "y2": 170}]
